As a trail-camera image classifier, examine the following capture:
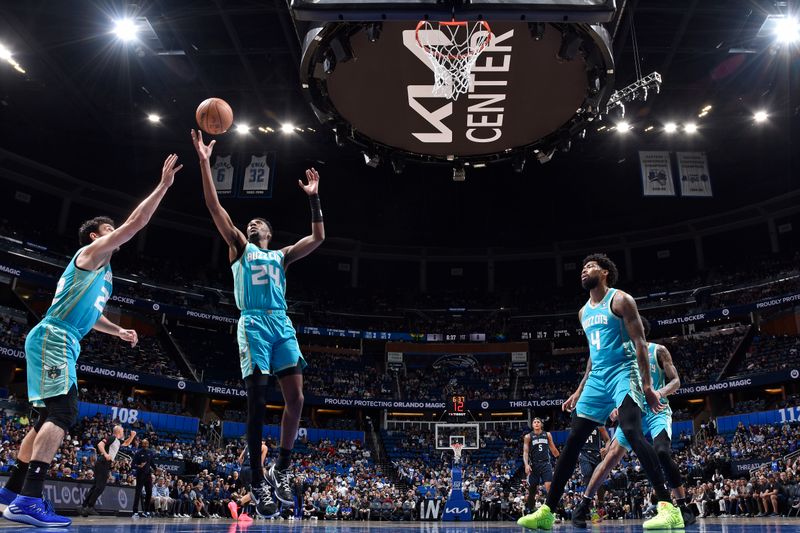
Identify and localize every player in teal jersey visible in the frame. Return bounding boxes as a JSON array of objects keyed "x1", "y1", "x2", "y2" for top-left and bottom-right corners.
[
  {"x1": 192, "y1": 130, "x2": 325, "y2": 516},
  {"x1": 2, "y1": 155, "x2": 182, "y2": 528},
  {"x1": 571, "y1": 318, "x2": 695, "y2": 528},
  {"x1": 519, "y1": 254, "x2": 683, "y2": 531}
]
